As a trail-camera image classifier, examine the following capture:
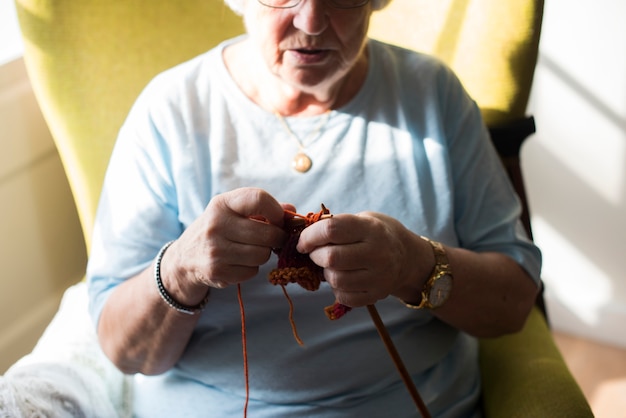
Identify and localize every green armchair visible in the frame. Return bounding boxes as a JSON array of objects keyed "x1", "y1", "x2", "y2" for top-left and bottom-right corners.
[{"x1": 15, "y1": 0, "x2": 593, "y2": 416}]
